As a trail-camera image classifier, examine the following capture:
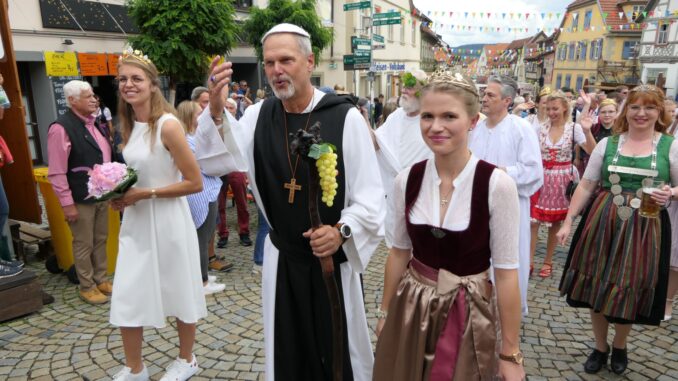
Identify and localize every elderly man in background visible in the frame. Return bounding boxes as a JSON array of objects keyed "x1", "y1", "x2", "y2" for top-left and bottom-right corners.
[
  {"x1": 191, "y1": 86, "x2": 210, "y2": 110},
  {"x1": 468, "y1": 75, "x2": 543, "y2": 316},
  {"x1": 47, "y1": 80, "x2": 112, "y2": 305},
  {"x1": 372, "y1": 69, "x2": 432, "y2": 247}
]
